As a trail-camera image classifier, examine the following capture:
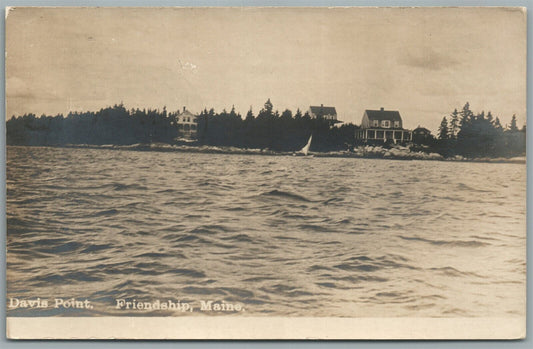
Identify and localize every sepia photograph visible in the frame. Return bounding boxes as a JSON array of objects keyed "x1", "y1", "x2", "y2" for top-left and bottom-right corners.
[{"x1": 4, "y1": 6, "x2": 527, "y2": 339}]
